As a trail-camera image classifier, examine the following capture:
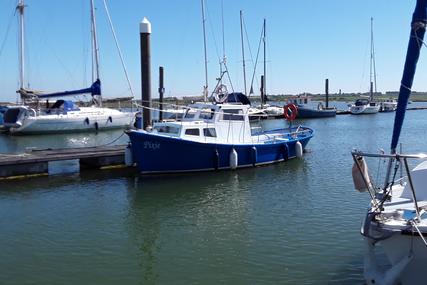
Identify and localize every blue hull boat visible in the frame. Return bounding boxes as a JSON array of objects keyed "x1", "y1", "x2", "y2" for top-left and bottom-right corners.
[
  {"x1": 127, "y1": 128, "x2": 312, "y2": 173},
  {"x1": 297, "y1": 107, "x2": 336, "y2": 118},
  {"x1": 127, "y1": 102, "x2": 314, "y2": 174},
  {"x1": 287, "y1": 95, "x2": 336, "y2": 119}
]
